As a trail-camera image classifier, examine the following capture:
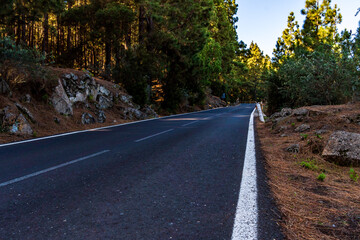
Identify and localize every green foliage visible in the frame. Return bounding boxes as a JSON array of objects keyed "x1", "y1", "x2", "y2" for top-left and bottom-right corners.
[
  {"x1": 349, "y1": 168, "x2": 359, "y2": 182},
  {"x1": 300, "y1": 133, "x2": 308, "y2": 140},
  {"x1": 317, "y1": 172, "x2": 326, "y2": 181},
  {"x1": 300, "y1": 159, "x2": 318, "y2": 171}
]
